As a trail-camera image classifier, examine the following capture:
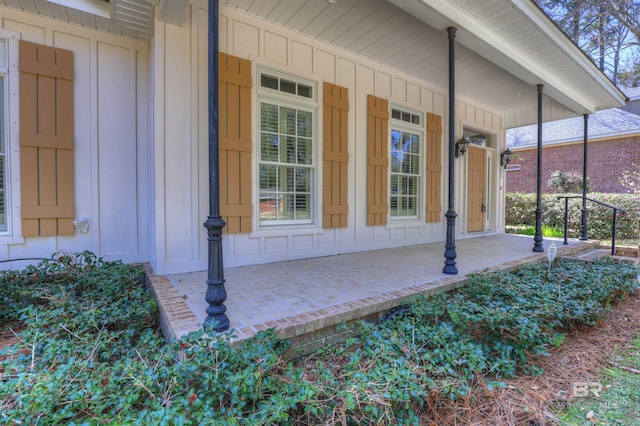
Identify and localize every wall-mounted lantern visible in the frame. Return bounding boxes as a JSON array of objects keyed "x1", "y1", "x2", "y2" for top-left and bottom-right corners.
[
  {"x1": 455, "y1": 137, "x2": 470, "y2": 158},
  {"x1": 501, "y1": 148, "x2": 513, "y2": 168}
]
